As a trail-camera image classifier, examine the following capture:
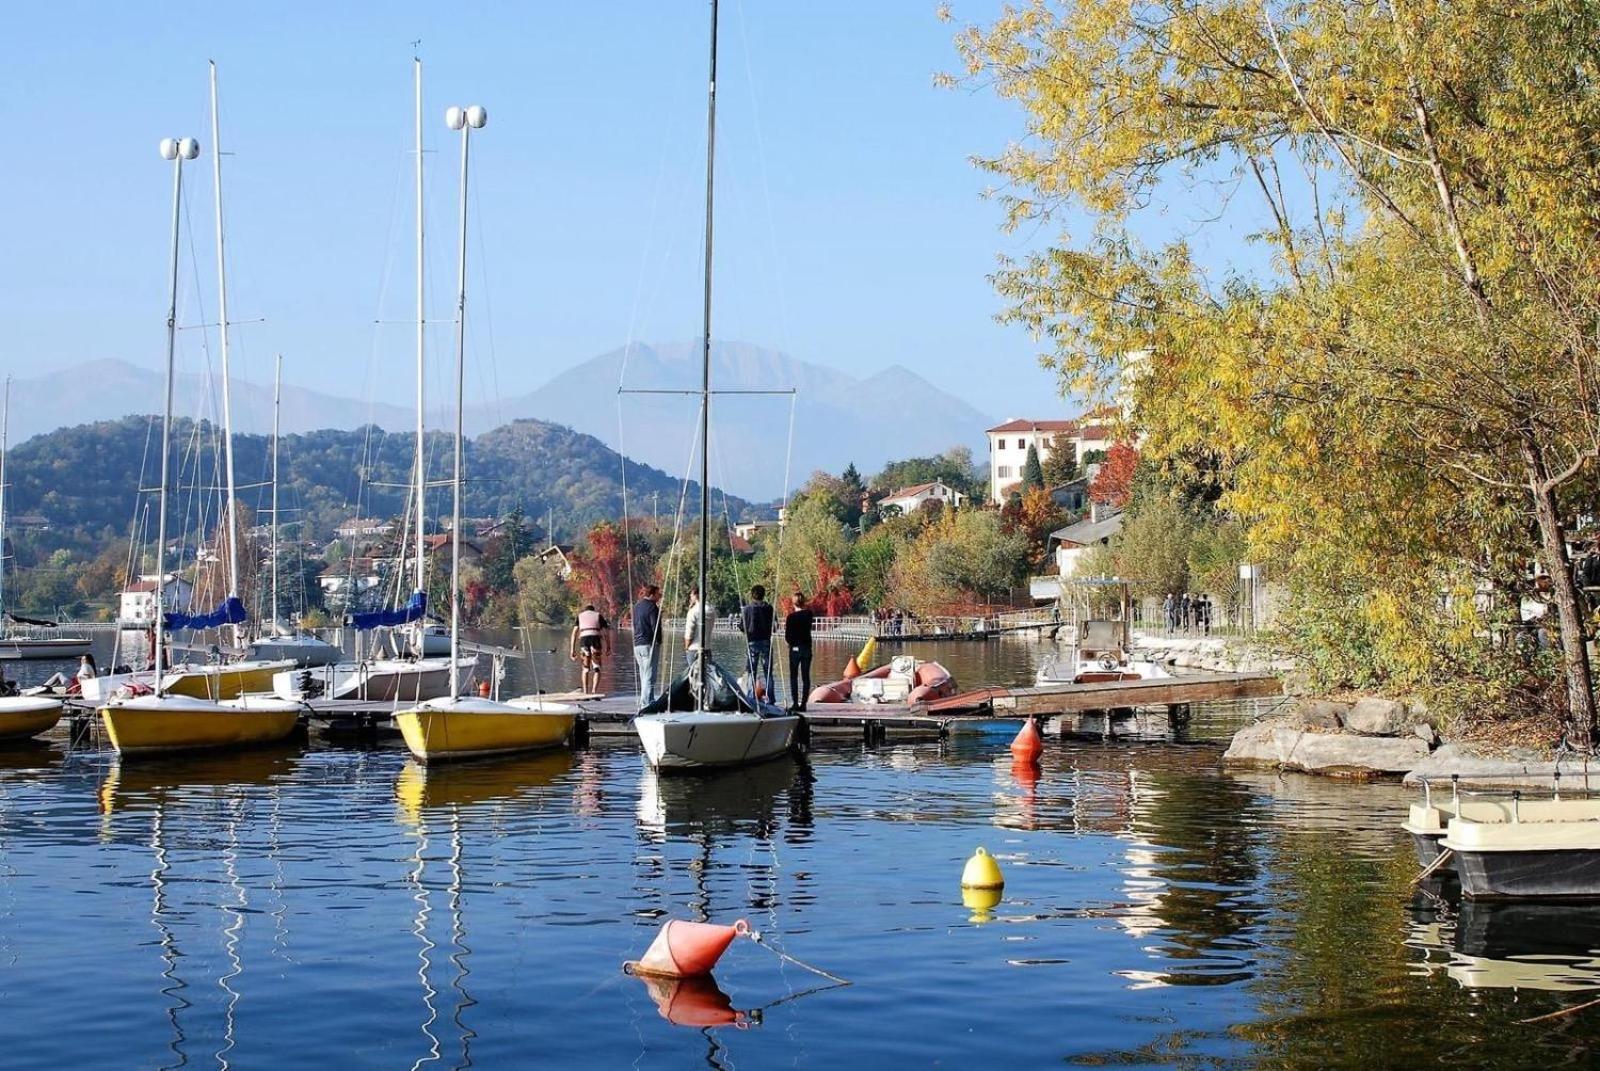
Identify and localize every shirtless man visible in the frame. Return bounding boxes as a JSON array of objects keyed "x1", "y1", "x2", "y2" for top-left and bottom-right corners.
[{"x1": 569, "y1": 603, "x2": 611, "y2": 695}]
